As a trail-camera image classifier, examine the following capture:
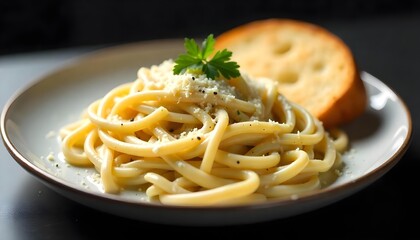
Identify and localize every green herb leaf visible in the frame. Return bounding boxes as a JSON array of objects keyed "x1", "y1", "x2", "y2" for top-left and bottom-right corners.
[
  {"x1": 201, "y1": 34, "x2": 215, "y2": 59},
  {"x1": 185, "y1": 38, "x2": 201, "y2": 58},
  {"x1": 173, "y1": 34, "x2": 240, "y2": 79},
  {"x1": 207, "y1": 49, "x2": 240, "y2": 79}
]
